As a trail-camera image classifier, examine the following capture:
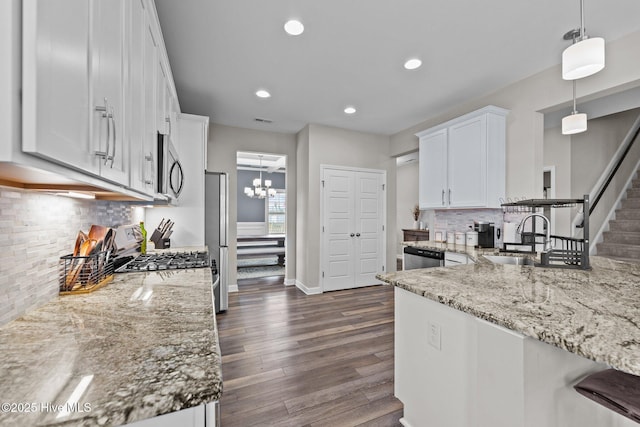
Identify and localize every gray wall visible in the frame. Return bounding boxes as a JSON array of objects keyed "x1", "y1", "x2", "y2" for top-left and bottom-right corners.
[
  {"x1": 208, "y1": 124, "x2": 298, "y2": 287},
  {"x1": 296, "y1": 123, "x2": 393, "y2": 292},
  {"x1": 237, "y1": 170, "x2": 286, "y2": 223},
  {"x1": 0, "y1": 187, "x2": 137, "y2": 326},
  {"x1": 570, "y1": 108, "x2": 640, "y2": 243}
]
